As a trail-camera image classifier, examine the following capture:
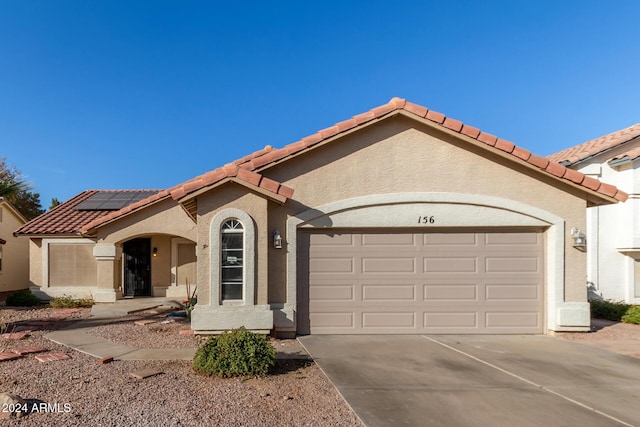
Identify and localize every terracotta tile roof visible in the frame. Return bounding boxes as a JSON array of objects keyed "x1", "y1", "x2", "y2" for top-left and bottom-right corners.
[
  {"x1": 608, "y1": 146, "x2": 640, "y2": 164},
  {"x1": 80, "y1": 164, "x2": 294, "y2": 233},
  {"x1": 14, "y1": 190, "x2": 163, "y2": 236},
  {"x1": 168, "y1": 163, "x2": 294, "y2": 201},
  {"x1": 229, "y1": 97, "x2": 627, "y2": 203},
  {"x1": 17, "y1": 98, "x2": 628, "y2": 237},
  {"x1": 547, "y1": 123, "x2": 640, "y2": 165}
]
